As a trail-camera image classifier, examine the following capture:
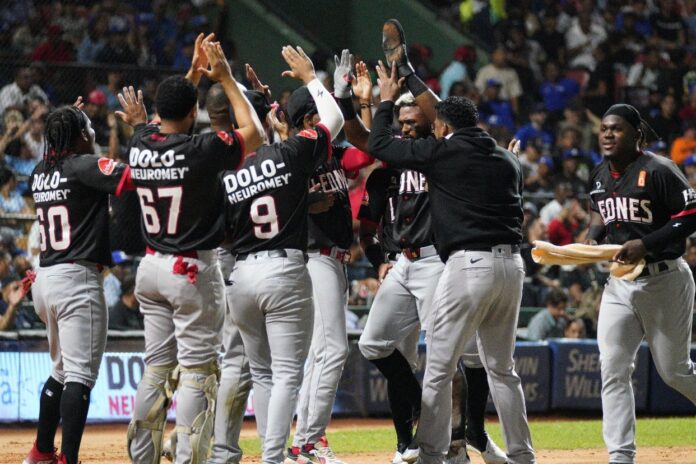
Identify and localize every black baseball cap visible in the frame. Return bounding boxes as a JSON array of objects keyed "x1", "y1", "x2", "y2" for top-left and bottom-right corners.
[{"x1": 287, "y1": 86, "x2": 317, "y2": 129}]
